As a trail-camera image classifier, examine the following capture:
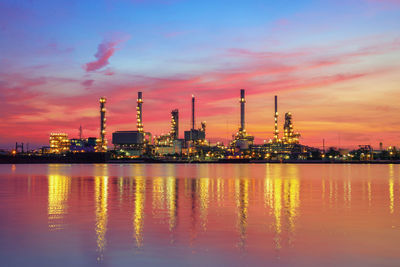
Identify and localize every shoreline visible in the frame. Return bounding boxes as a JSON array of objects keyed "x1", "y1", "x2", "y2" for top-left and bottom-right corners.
[{"x1": 1, "y1": 155, "x2": 399, "y2": 165}]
